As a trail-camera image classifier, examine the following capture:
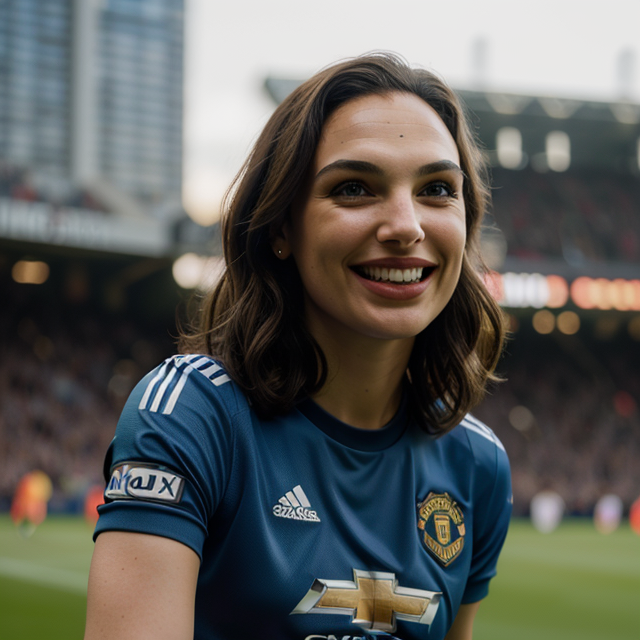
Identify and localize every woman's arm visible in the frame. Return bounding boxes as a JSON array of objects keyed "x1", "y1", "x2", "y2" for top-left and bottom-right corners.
[
  {"x1": 84, "y1": 531, "x2": 201, "y2": 640},
  {"x1": 444, "y1": 601, "x2": 481, "y2": 640}
]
